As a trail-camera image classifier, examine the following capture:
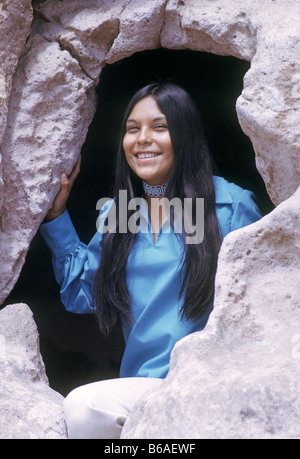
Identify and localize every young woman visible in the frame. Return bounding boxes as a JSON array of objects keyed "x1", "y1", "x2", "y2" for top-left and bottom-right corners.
[{"x1": 40, "y1": 82, "x2": 261, "y2": 438}]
